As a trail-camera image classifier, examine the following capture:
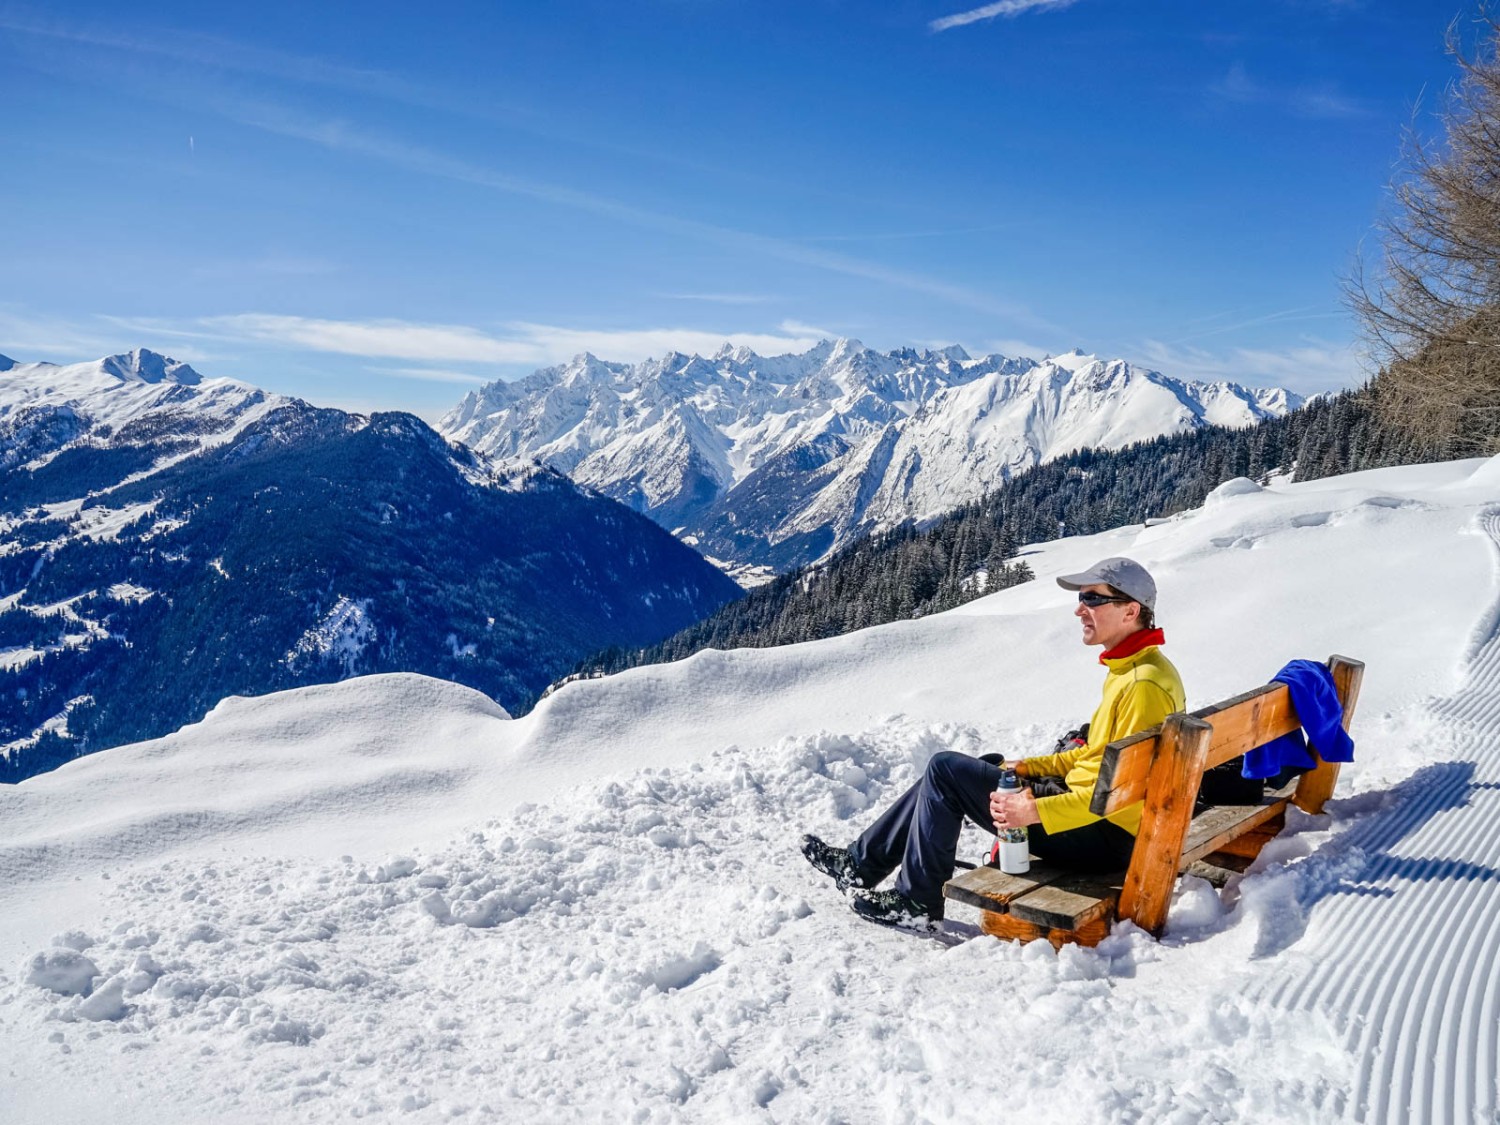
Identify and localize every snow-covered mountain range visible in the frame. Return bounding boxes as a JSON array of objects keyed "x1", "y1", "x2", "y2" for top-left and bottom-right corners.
[
  {"x1": 0, "y1": 350, "x2": 740, "y2": 780},
  {"x1": 439, "y1": 340, "x2": 1302, "y2": 578}
]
